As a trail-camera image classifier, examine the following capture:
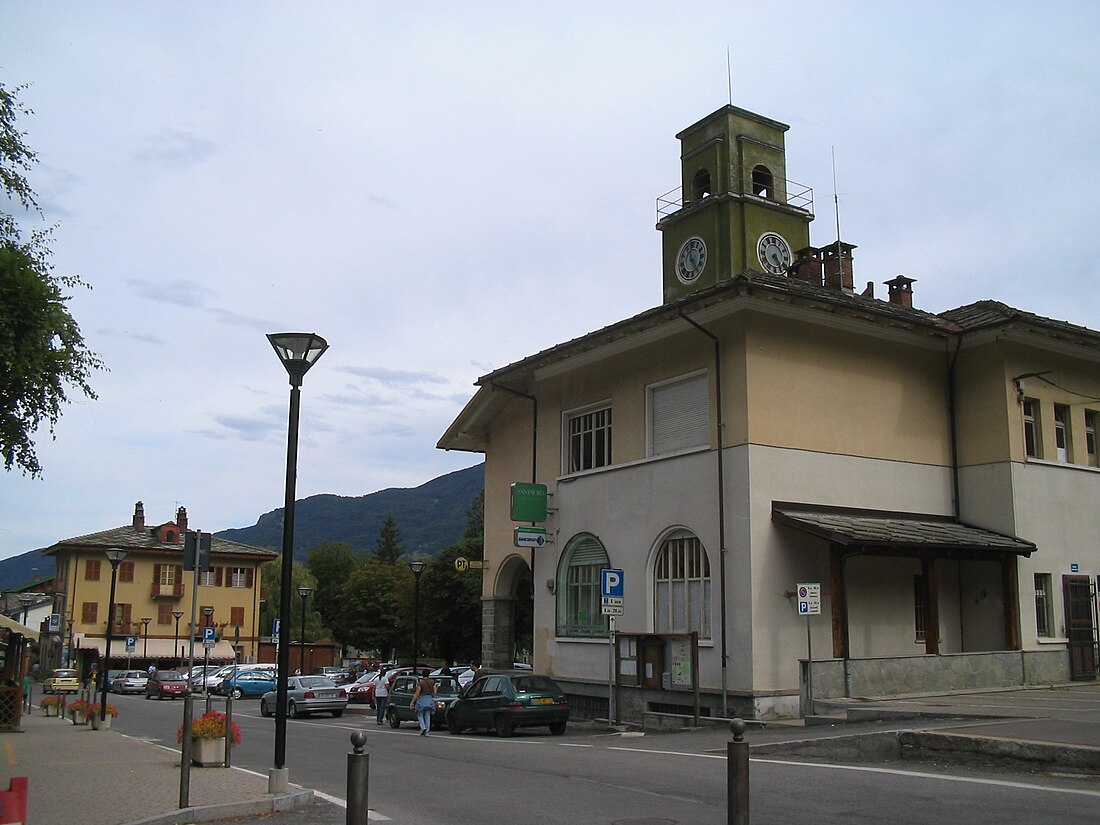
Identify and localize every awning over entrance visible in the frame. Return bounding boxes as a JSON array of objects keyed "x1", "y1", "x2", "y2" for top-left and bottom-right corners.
[
  {"x1": 0, "y1": 614, "x2": 39, "y2": 642},
  {"x1": 74, "y1": 637, "x2": 237, "y2": 662},
  {"x1": 772, "y1": 502, "x2": 1036, "y2": 558}
]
